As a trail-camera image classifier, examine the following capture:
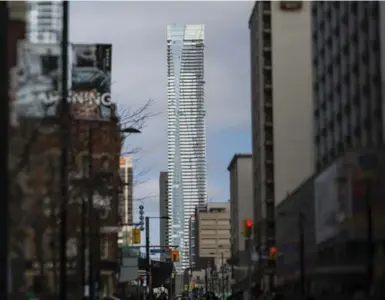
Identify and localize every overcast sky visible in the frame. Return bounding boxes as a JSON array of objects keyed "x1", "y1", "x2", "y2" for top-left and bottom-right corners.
[{"x1": 70, "y1": 1, "x2": 253, "y2": 246}]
